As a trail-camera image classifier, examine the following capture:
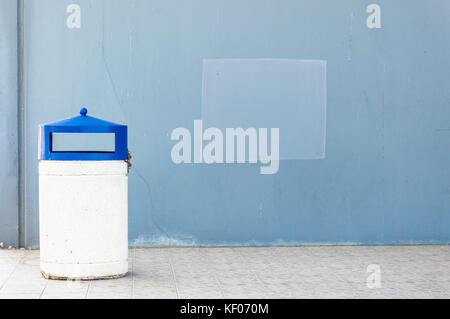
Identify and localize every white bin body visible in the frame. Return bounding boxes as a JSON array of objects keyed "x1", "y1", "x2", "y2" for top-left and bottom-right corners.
[{"x1": 39, "y1": 160, "x2": 128, "y2": 280}]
